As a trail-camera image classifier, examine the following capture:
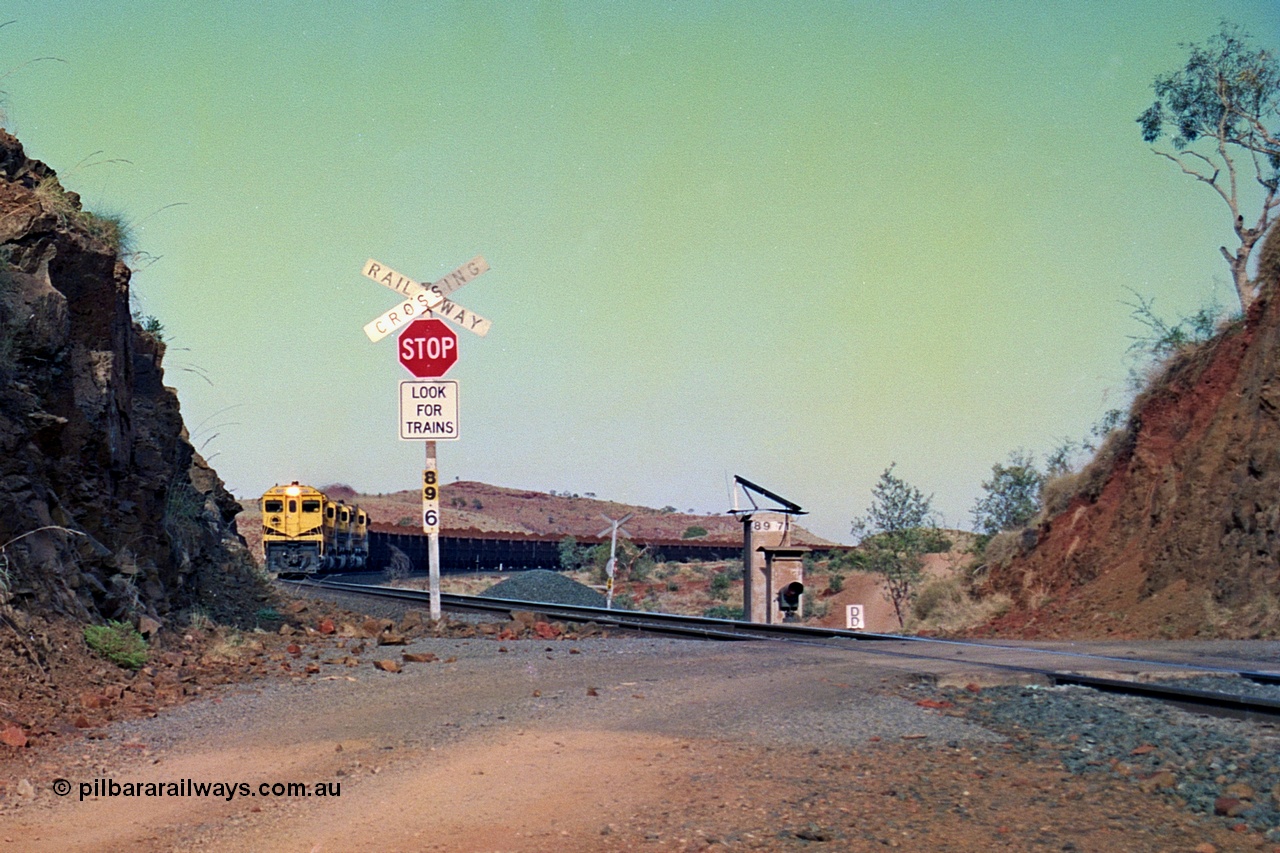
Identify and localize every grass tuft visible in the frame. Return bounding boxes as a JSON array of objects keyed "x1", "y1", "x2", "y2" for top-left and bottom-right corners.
[
  {"x1": 84, "y1": 620, "x2": 148, "y2": 670},
  {"x1": 32, "y1": 175, "x2": 135, "y2": 255}
]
